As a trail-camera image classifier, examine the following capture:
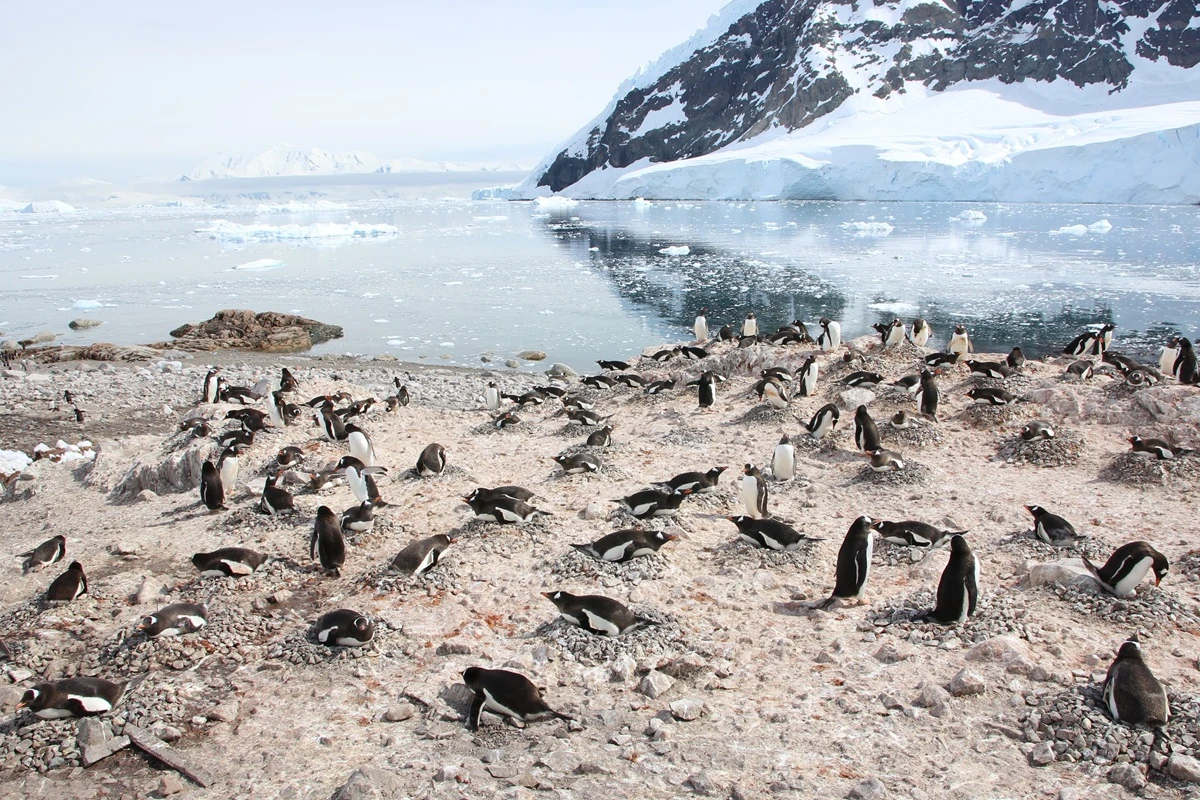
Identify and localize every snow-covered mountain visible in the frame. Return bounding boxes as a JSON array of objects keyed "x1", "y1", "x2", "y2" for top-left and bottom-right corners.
[
  {"x1": 182, "y1": 144, "x2": 526, "y2": 181},
  {"x1": 520, "y1": 0, "x2": 1200, "y2": 203}
]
